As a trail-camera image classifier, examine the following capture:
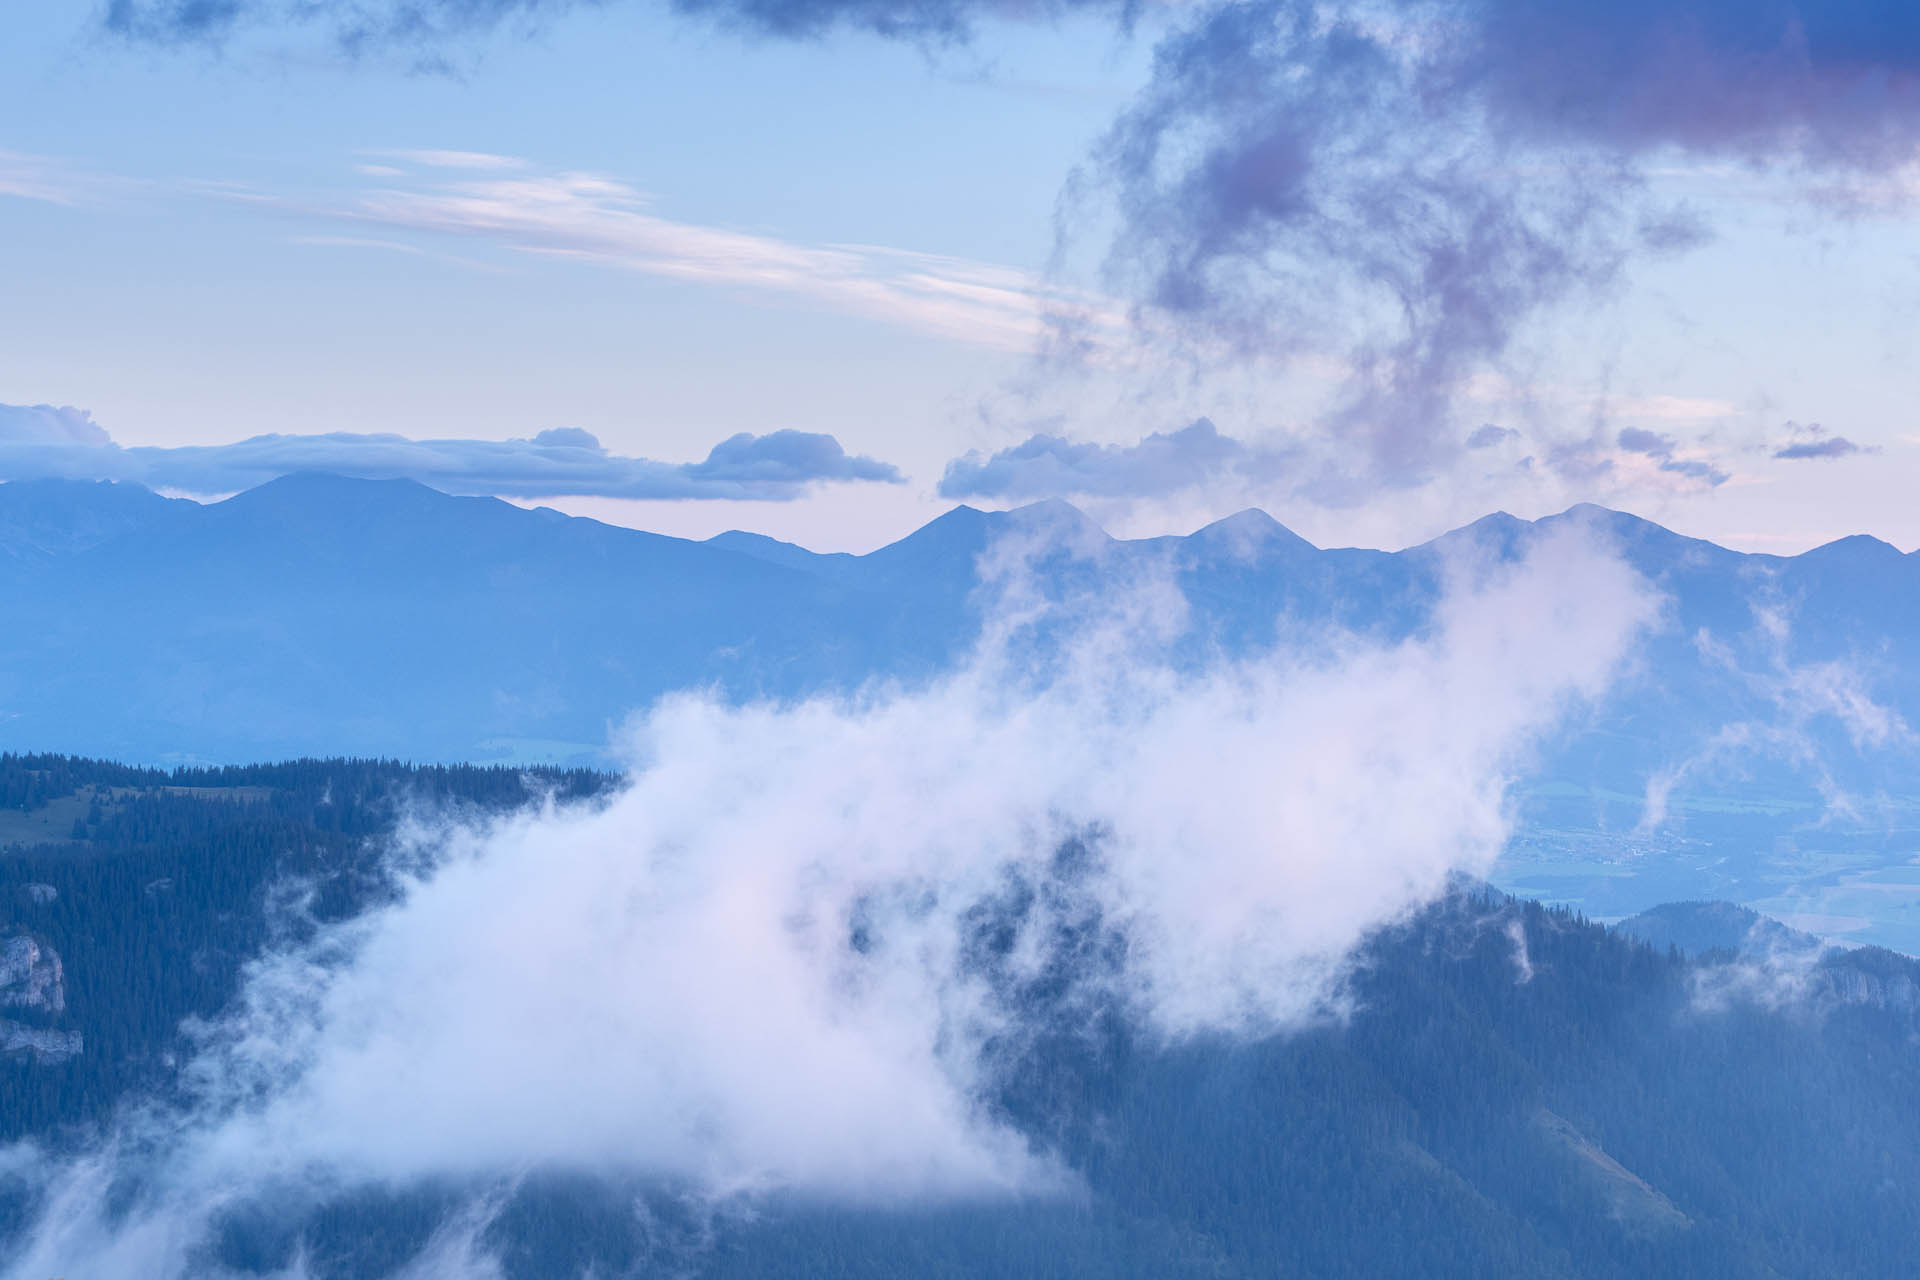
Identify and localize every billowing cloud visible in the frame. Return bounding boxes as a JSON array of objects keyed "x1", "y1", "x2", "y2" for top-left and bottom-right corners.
[
  {"x1": 0, "y1": 404, "x2": 903, "y2": 500},
  {"x1": 938, "y1": 419, "x2": 1293, "y2": 501},
  {"x1": 0, "y1": 402, "x2": 113, "y2": 446},
  {"x1": 0, "y1": 518, "x2": 1657, "y2": 1277},
  {"x1": 1084, "y1": 1, "x2": 1920, "y2": 488},
  {"x1": 1467, "y1": 424, "x2": 1519, "y2": 450}
]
